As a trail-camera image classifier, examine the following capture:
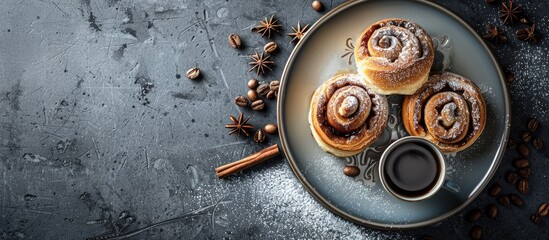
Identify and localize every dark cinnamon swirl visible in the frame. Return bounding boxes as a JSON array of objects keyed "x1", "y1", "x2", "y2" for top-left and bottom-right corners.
[
  {"x1": 354, "y1": 18, "x2": 434, "y2": 95},
  {"x1": 402, "y1": 72, "x2": 487, "y2": 152},
  {"x1": 309, "y1": 73, "x2": 389, "y2": 157}
]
